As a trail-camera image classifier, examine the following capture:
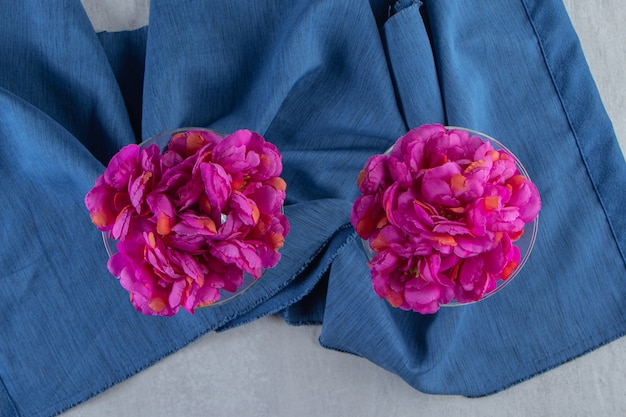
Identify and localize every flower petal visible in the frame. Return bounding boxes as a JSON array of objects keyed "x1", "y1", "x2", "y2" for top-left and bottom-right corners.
[
  {"x1": 357, "y1": 154, "x2": 389, "y2": 194},
  {"x1": 84, "y1": 184, "x2": 117, "y2": 230},
  {"x1": 200, "y1": 162, "x2": 231, "y2": 213},
  {"x1": 103, "y1": 144, "x2": 140, "y2": 189}
]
